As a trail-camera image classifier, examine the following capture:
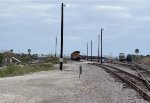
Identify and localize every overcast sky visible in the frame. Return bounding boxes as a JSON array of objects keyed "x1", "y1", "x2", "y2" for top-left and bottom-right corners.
[{"x1": 0, "y1": 0, "x2": 150, "y2": 57}]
